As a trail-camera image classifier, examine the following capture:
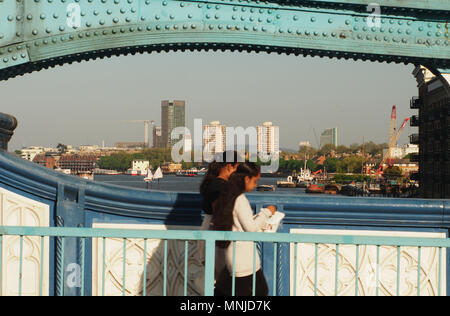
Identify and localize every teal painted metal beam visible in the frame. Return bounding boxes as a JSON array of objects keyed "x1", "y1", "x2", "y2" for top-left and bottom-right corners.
[
  {"x1": 292, "y1": 0, "x2": 450, "y2": 11},
  {"x1": 0, "y1": 0, "x2": 448, "y2": 81}
]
